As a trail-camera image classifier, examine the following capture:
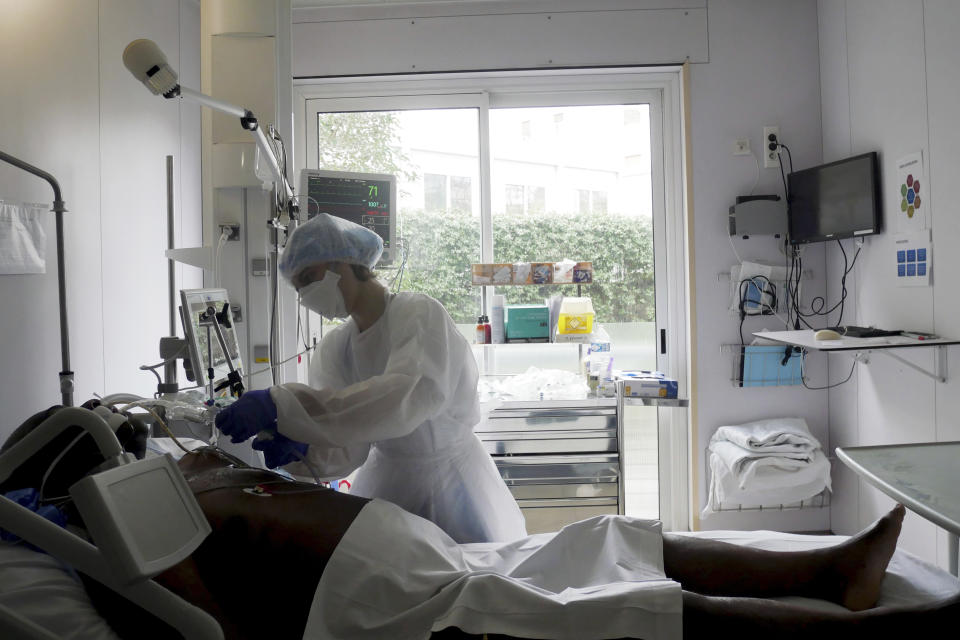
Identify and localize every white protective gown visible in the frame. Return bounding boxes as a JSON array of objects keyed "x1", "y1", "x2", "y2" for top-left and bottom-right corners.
[{"x1": 270, "y1": 291, "x2": 527, "y2": 543}]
